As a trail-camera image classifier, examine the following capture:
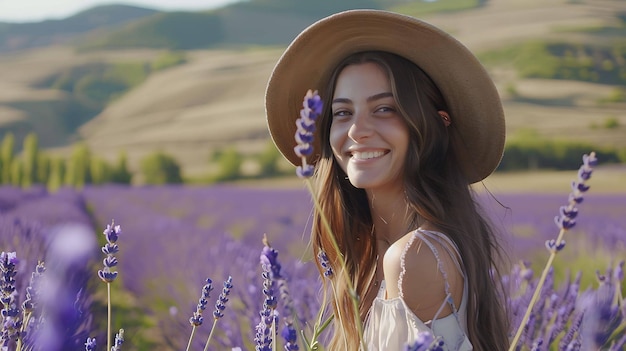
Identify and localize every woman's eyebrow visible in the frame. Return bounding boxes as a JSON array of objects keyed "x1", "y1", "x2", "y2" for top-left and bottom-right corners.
[
  {"x1": 366, "y1": 92, "x2": 393, "y2": 102},
  {"x1": 331, "y1": 92, "x2": 393, "y2": 105}
]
